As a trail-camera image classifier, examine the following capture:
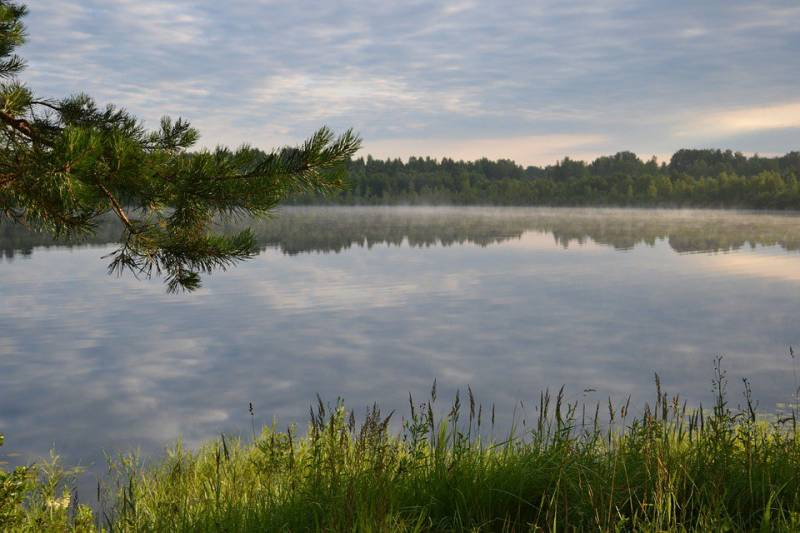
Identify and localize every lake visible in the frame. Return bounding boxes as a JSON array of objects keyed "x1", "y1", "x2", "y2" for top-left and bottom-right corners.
[{"x1": 1, "y1": 206, "x2": 799, "y2": 486}]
